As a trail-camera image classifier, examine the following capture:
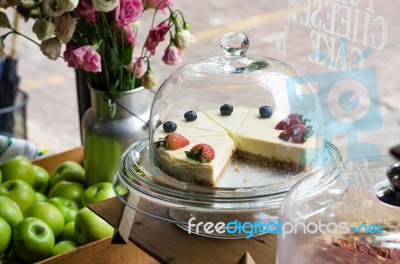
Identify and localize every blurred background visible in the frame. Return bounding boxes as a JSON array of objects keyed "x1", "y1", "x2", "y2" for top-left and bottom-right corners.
[{"x1": 3, "y1": 0, "x2": 400, "y2": 160}]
